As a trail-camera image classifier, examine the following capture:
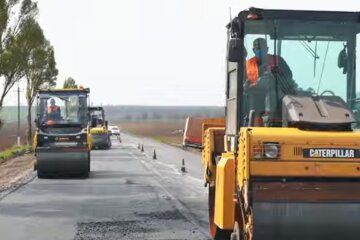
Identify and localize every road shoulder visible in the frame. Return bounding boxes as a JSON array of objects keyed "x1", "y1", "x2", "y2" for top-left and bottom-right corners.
[{"x1": 0, "y1": 154, "x2": 35, "y2": 199}]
